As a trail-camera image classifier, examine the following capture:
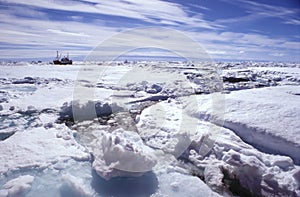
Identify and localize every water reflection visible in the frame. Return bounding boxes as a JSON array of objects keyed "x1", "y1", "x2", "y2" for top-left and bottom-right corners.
[{"x1": 91, "y1": 170, "x2": 158, "y2": 197}]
